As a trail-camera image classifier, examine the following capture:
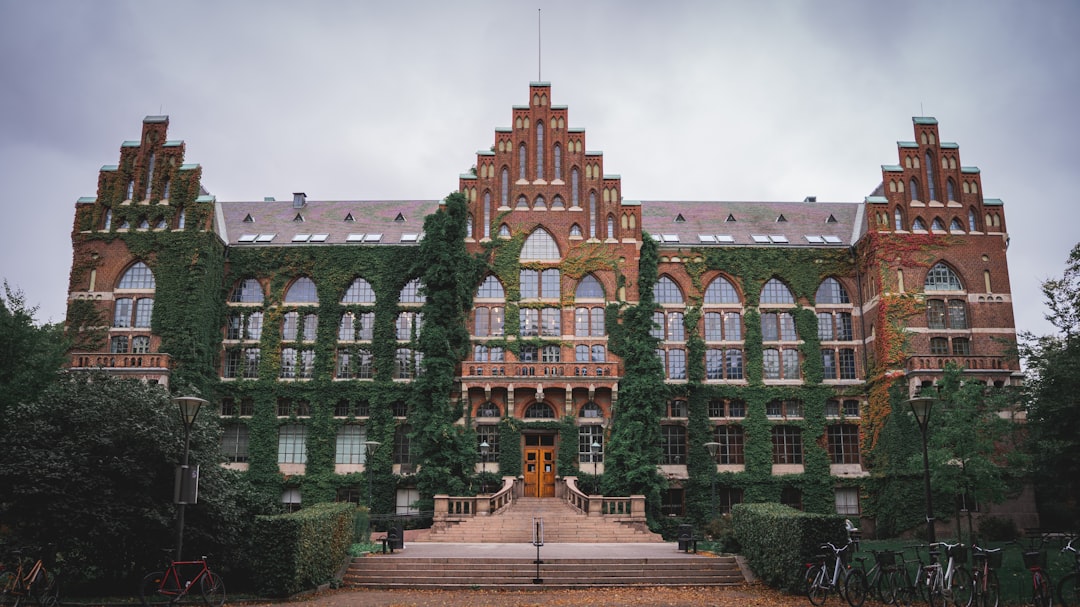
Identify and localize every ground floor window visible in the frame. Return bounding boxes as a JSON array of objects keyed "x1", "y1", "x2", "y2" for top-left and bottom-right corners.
[
  {"x1": 835, "y1": 487, "x2": 860, "y2": 515},
  {"x1": 281, "y1": 488, "x2": 301, "y2": 512},
  {"x1": 396, "y1": 488, "x2": 420, "y2": 515},
  {"x1": 661, "y1": 488, "x2": 684, "y2": 517},
  {"x1": 221, "y1": 423, "x2": 249, "y2": 463}
]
